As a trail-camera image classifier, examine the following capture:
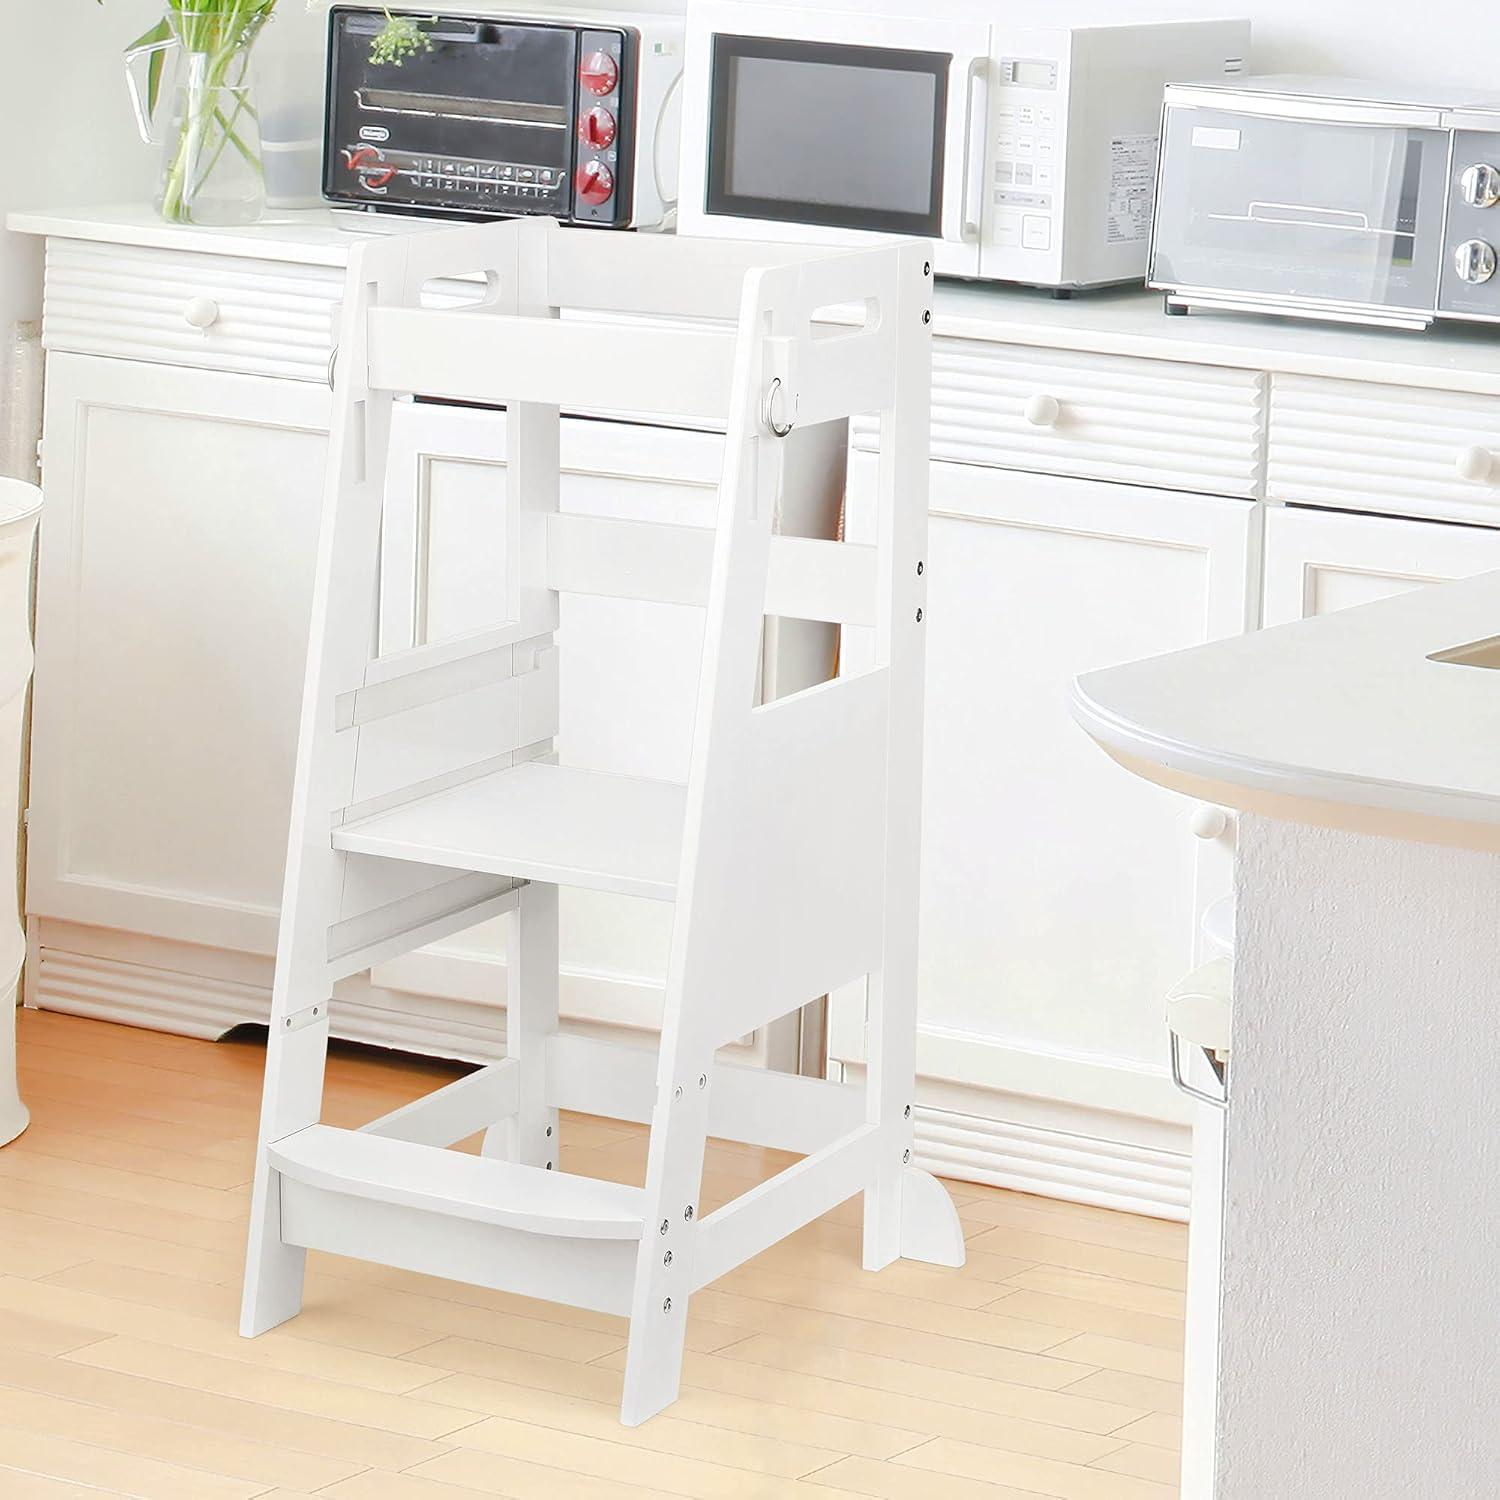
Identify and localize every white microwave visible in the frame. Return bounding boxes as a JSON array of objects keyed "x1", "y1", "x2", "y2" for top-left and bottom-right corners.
[{"x1": 678, "y1": 1, "x2": 1251, "y2": 290}]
